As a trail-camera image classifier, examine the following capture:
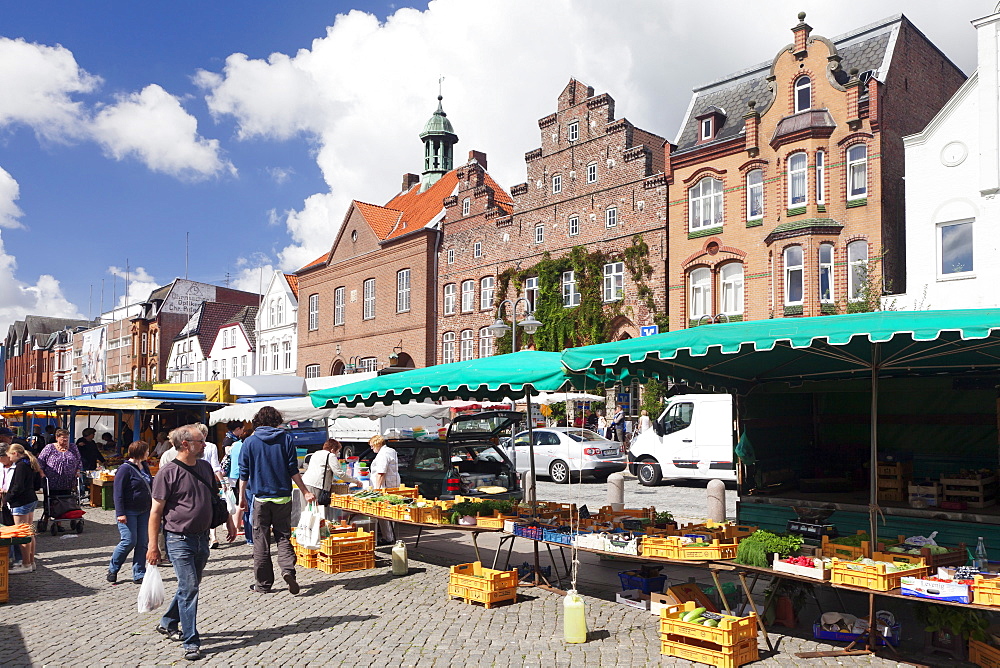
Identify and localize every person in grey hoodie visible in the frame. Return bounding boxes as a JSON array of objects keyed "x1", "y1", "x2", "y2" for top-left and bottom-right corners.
[{"x1": 238, "y1": 406, "x2": 314, "y2": 595}]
